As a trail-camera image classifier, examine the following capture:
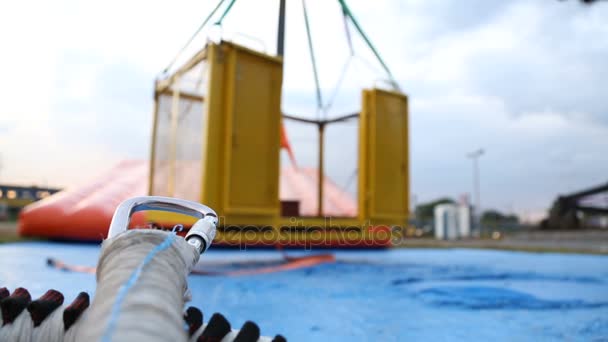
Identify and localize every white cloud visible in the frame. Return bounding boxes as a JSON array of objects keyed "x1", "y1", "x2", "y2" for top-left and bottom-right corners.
[{"x1": 0, "y1": 0, "x2": 607, "y2": 220}]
